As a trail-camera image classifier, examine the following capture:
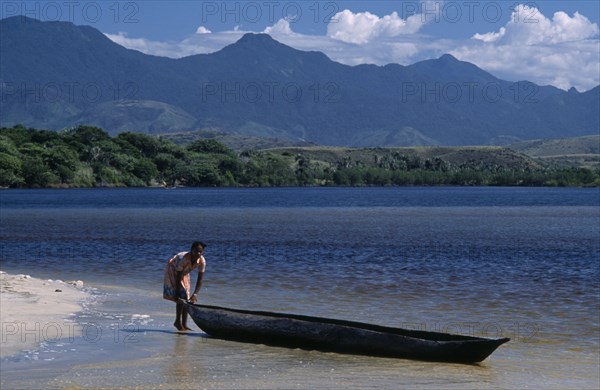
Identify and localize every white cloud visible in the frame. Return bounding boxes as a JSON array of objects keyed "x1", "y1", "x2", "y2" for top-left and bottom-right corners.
[
  {"x1": 195, "y1": 26, "x2": 212, "y2": 34},
  {"x1": 326, "y1": 10, "x2": 428, "y2": 44},
  {"x1": 473, "y1": 27, "x2": 505, "y2": 43},
  {"x1": 104, "y1": 32, "x2": 182, "y2": 58},
  {"x1": 459, "y1": 4, "x2": 600, "y2": 90},
  {"x1": 104, "y1": 31, "x2": 244, "y2": 58},
  {"x1": 472, "y1": 5, "x2": 599, "y2": 44},
  {"x1": 248, "y1": 20, "x2": 435, "y2": 66},
  {"x1": 263, "y1": 18, "x2": 294, "y2": 35}
]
